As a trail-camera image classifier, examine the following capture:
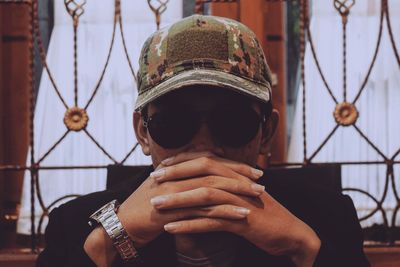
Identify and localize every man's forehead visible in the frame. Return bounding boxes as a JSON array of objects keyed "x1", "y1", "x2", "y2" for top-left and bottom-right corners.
[{"x1": 151, "y1": 85, "x2": 254, "y2": 110}]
